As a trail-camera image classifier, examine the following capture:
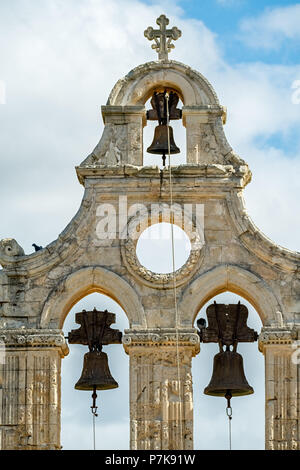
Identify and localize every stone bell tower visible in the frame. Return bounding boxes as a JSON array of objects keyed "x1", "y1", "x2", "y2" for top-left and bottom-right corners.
[{"x1": 0, "y1": 15, "x2": 299, "y2": 450}]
